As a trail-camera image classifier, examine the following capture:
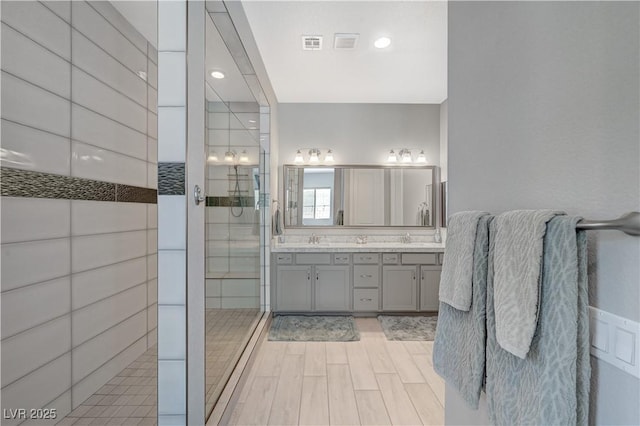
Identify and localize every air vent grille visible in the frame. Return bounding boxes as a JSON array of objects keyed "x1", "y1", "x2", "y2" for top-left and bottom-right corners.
[
  {"x1": 302, "y1": 35, "x2": 323, "y2": 51},
  {"x1": 334, "y1": 33, "x2": 359, "y2": 49}
]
